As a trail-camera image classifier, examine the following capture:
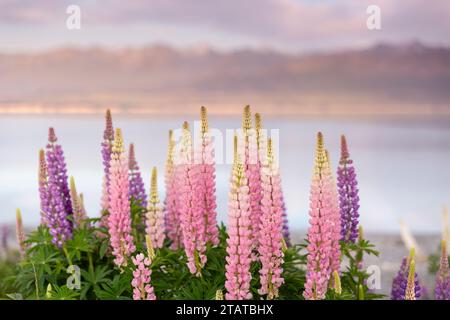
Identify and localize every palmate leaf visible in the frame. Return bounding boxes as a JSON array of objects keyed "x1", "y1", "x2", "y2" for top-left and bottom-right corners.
[
  {"x1": 95, "y1": 274, "x2": 132, "y2": 300},
  {"x1": 80, "y1": 265, "x2": 114, "y2": 299},
  {"x1": 46, "y1": 284, "x2": 80, "y2": 300}
]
